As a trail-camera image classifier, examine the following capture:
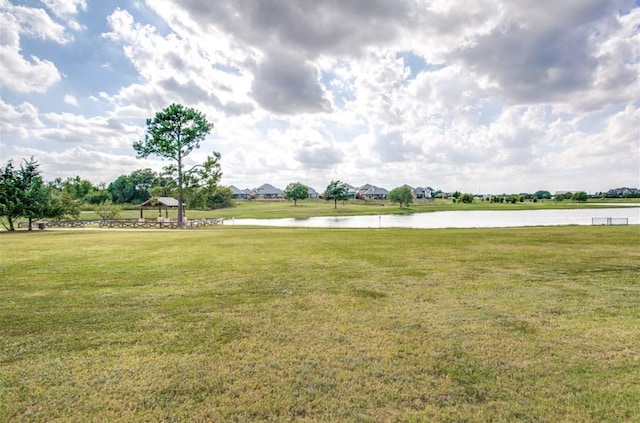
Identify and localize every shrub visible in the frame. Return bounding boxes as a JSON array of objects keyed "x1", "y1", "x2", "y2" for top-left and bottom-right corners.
[{"x1": 96, "y1": 201, "x2": 121, "y2": 220}]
